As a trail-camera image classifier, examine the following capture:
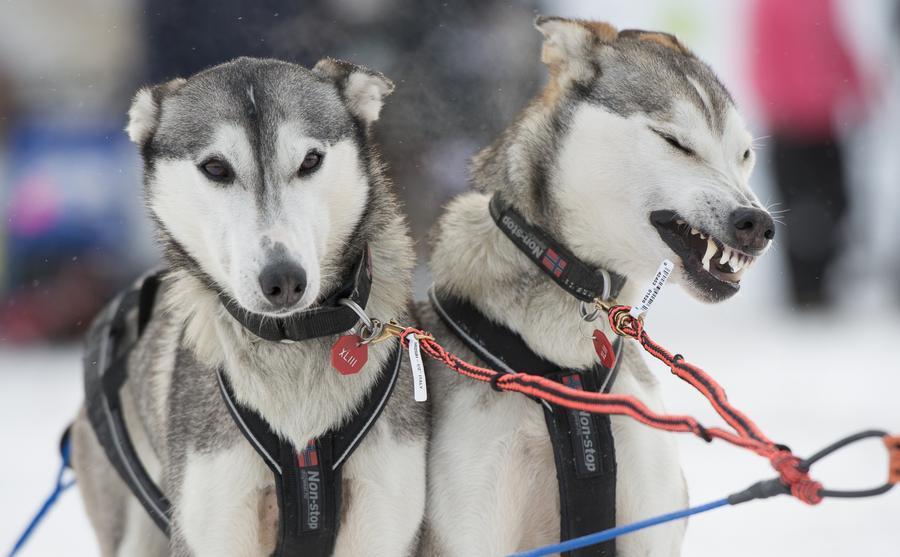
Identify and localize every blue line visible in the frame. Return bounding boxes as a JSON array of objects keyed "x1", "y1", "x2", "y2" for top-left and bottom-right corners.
[
  {"x1": 8, "y1": 439, "x2": 75, "y2": 557},
  {"x1": 509, "y1": 498, "x2": 729, "y2": 557}
]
